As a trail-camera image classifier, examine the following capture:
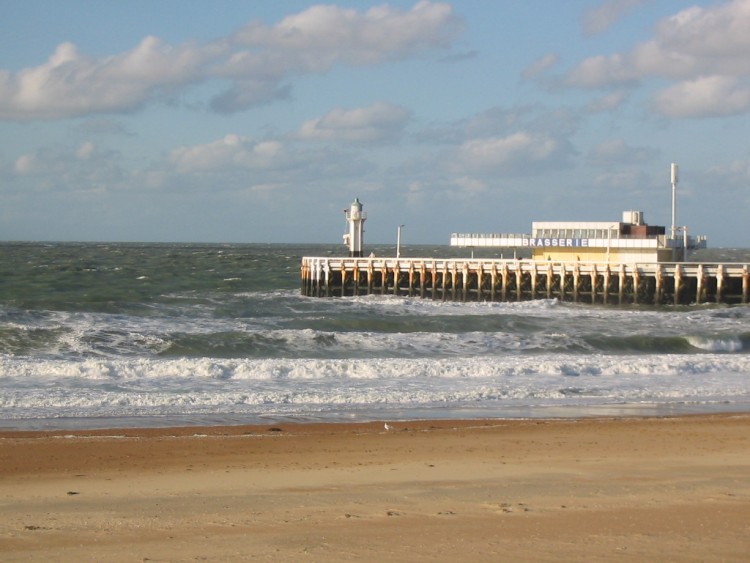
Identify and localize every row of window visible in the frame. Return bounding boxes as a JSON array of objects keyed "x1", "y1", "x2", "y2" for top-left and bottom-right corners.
[{"x1": 533, "y1": 228, "x2": 620, "y2": 239}]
